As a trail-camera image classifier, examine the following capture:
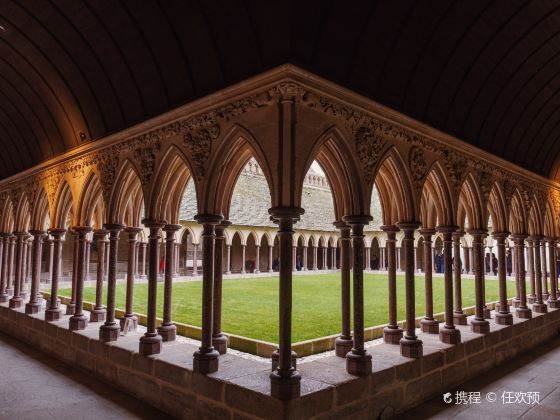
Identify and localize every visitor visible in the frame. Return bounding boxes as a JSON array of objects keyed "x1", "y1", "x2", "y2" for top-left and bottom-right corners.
[
  {"x1": 371, "y1": 254, "x2": 379, "y2": 270},
  {"x1": 296, "y1": 255, "x2": 303, "y2": 271},
  {"x1": 492, "y1": 253, "x2": 498, "y2": 276},
  {"x1": 272, "y1": 258, "x2": 279, "y2": 271},
  {"x1": 506, "y1": 250, "x2": 512, "y2": 276},
  {"x1": 485, "y1": 253, "x2": 490, "y2": 274}
]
